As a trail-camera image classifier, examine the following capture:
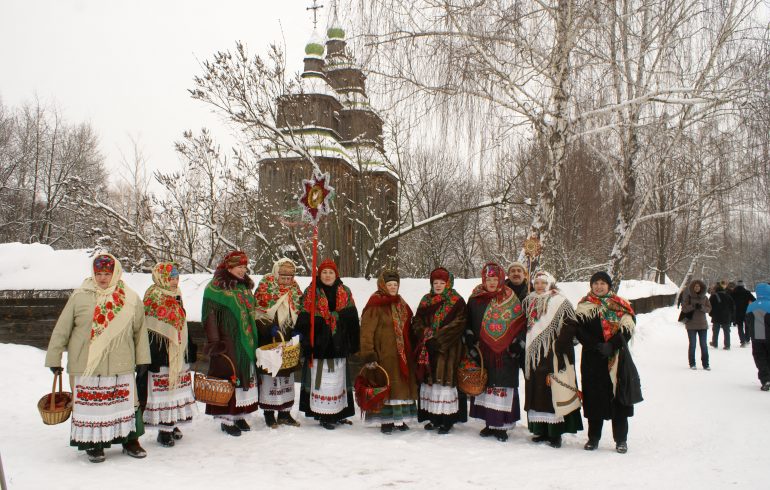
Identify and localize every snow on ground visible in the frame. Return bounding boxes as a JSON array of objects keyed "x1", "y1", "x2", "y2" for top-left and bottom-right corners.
[
  {"x1": 1, "y1": 307, "x2": 768, "y2": 490},
  {"x1": 0, "y1": 243, "x2": 679, "y2": 322}
]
